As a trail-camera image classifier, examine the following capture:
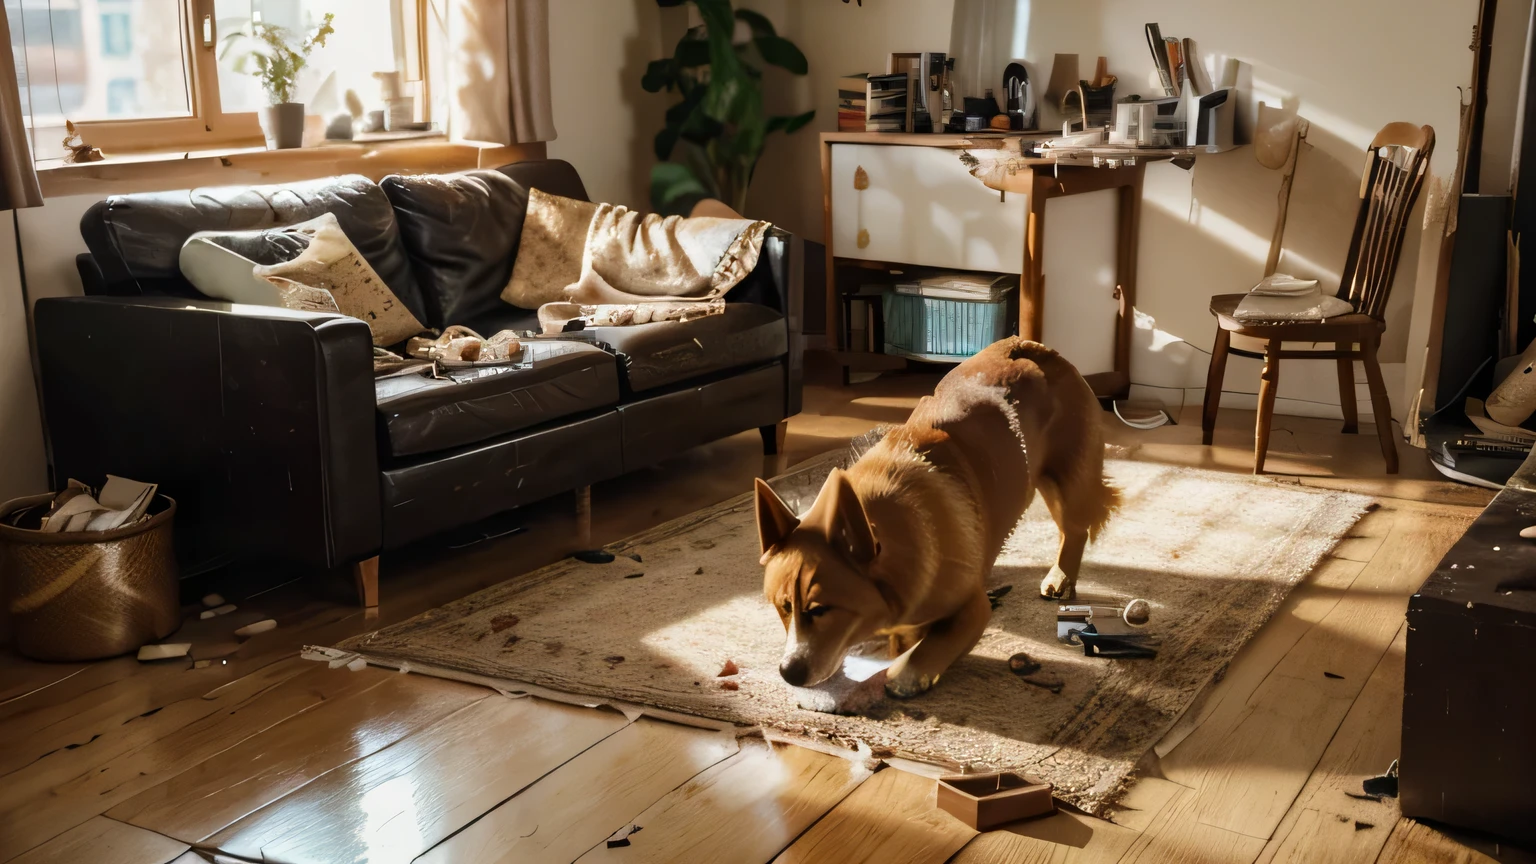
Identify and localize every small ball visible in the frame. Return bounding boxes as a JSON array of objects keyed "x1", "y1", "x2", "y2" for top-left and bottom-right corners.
[{"x1": 1123, "y1": 599, "x2": 1151, "y2": 627}]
